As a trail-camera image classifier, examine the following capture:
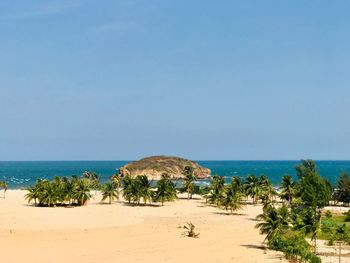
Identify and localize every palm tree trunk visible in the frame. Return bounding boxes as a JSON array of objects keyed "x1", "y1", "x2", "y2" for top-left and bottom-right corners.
[{"x1": 314, "y1": 236, "x2": 317, "y2": 254}]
